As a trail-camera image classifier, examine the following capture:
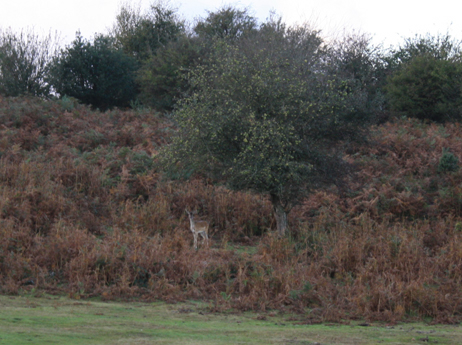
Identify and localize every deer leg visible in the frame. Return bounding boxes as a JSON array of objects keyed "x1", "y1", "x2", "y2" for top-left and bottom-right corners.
[
  {"x1": 200, "y1": 232, "x2": 208, "y2": 246},
  {"x1": 193, "y1": 232, "x2": 198, "y2": 249}
]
